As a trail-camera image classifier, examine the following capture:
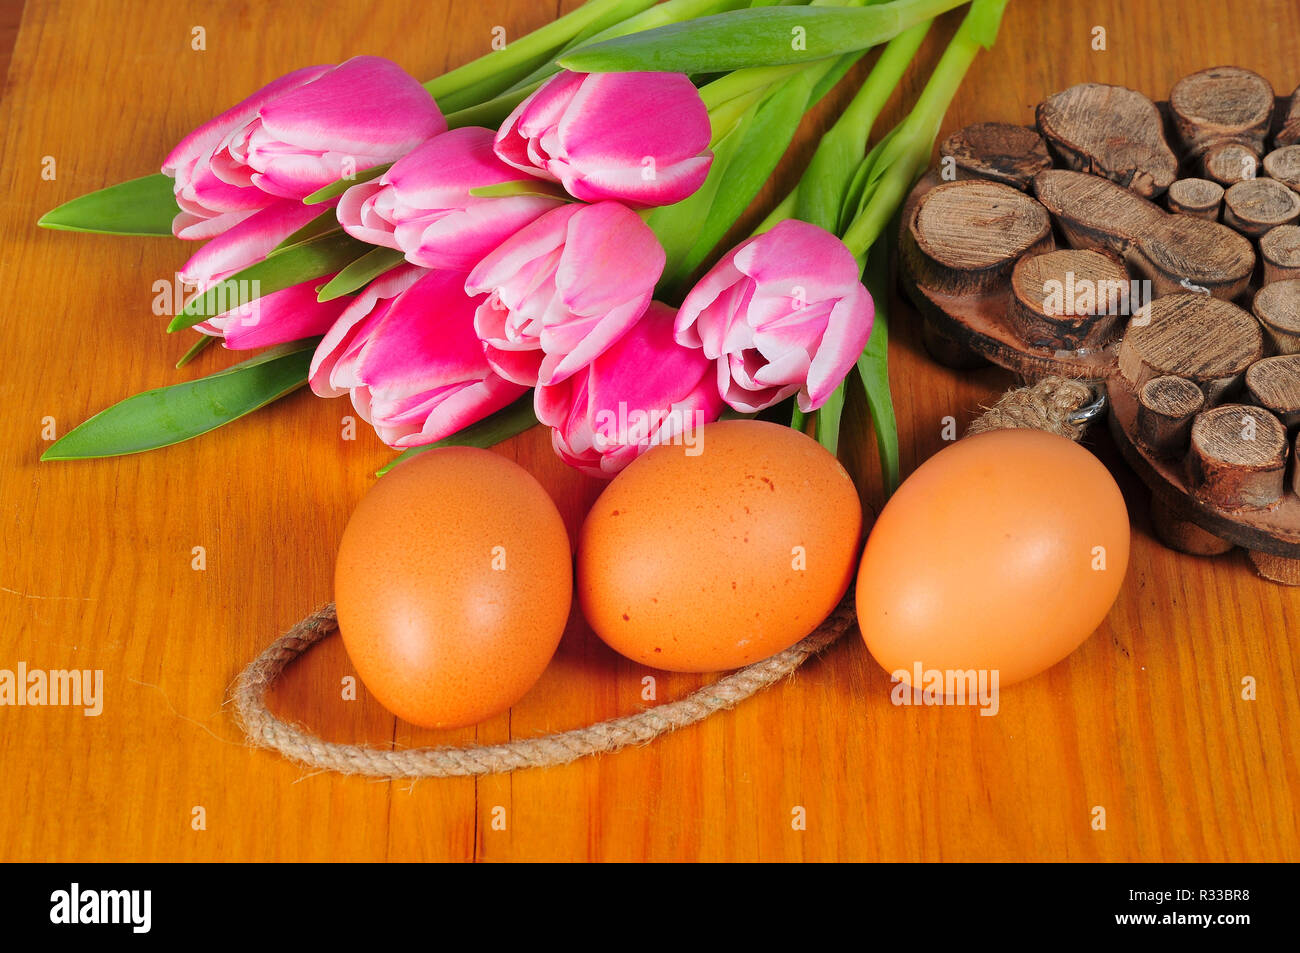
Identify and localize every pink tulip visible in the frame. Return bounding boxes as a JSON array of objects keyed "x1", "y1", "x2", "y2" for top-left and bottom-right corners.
[
  {"x1": 163, "y1": 56, "x2": 445, "y2": 239},
  {"x1": 674, "y1": 219, "x2": 874, "y2": 413},
  {"x1": 310, "y1": 267, "x2": 528, "y2": 448},
  {"x1": 494, "y1": 70, "x2": 712, "y2": 207},
  {"x1": 180, "y1": 200, "x2": 350, "y2": 350},
  {"x1": 466, "y1": 200, "x2": 665, "y2": 387},
  {"x1": 535, "y1": 303, "x2": 723, "y2": 477},
  {"x1": 336, "y1": 126, "x2": 565, "y2": 271}
]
